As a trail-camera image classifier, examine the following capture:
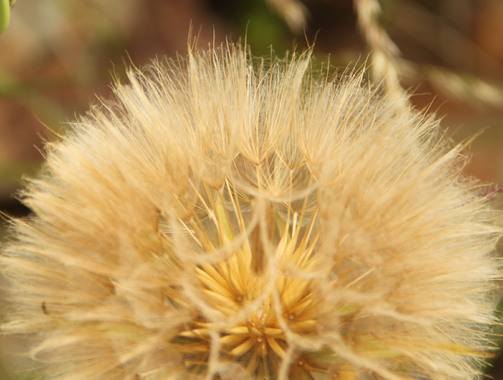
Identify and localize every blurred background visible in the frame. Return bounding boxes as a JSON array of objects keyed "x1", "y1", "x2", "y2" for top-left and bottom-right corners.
[{"x1": 0, "y1": 0, "x2": 502, "y2": 378}]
